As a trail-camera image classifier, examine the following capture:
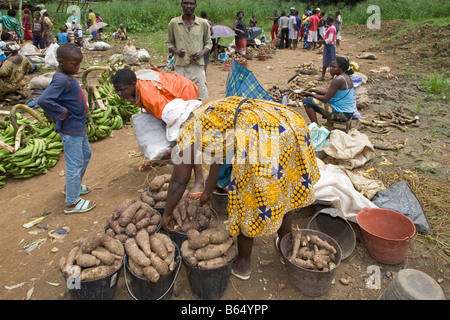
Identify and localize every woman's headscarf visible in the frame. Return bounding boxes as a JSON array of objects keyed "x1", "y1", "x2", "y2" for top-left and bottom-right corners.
[{"x1": 24, "y1": 8, "x2": 31, "y2": 14}]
